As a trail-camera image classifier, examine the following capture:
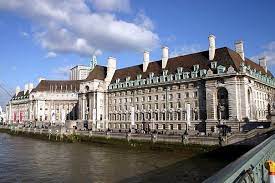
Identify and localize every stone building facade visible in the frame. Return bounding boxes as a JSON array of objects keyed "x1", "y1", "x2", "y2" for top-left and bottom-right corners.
[
  {"x1": 78, "y1": 35, "x2": 275, "y2": 133},
  {"x1": 6, "y1": 84, "x2": 33, "y2": 124},
  {"x1": 28, "y1": 80, "x2": 81, "y2": 126},
  {"x1": 6, "y1": 80, "x2": 81, "y2": 127},
  {"x1": 5, "y1": 35, "x2": 275, "y2": 133}
]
